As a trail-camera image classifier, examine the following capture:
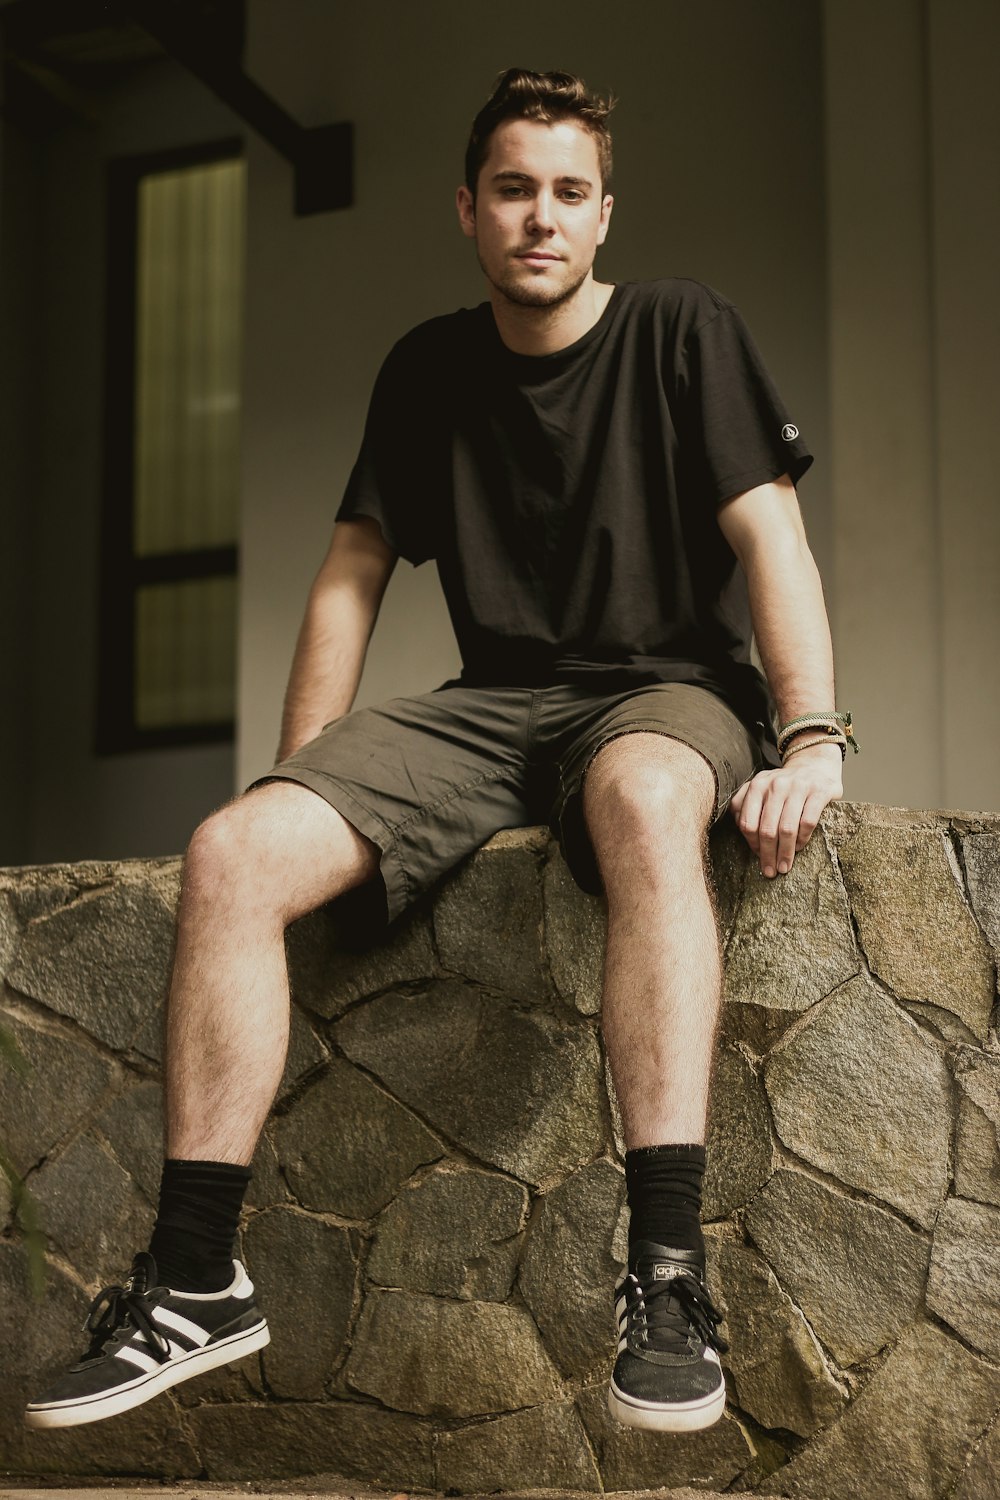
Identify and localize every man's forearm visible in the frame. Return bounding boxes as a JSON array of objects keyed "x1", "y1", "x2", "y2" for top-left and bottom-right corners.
[
  {"x1": 719, "y1": 477, "x2": 844, "y2": 876},
  {"x1": 277, "y1": 585, "x2": 374, "y2": 761},
  {"x1": 743, "y1": 530, "x2": 836, "y2": 731}
]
